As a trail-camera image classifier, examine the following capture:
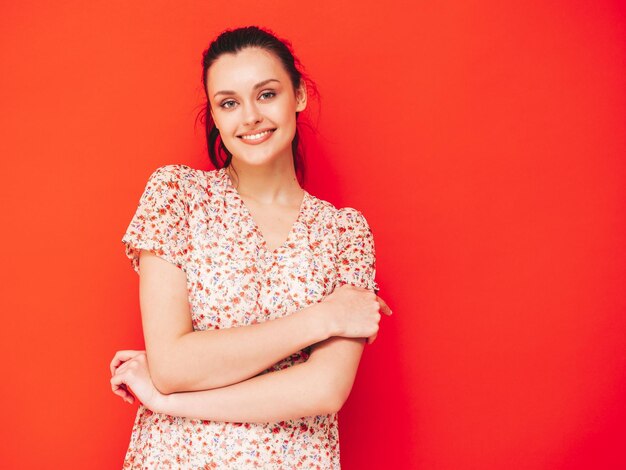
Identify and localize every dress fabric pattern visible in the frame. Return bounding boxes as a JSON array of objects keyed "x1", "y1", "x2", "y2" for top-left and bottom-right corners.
[{"x1": 121, "y1": 164, "x2": 379, "y2": 469}]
